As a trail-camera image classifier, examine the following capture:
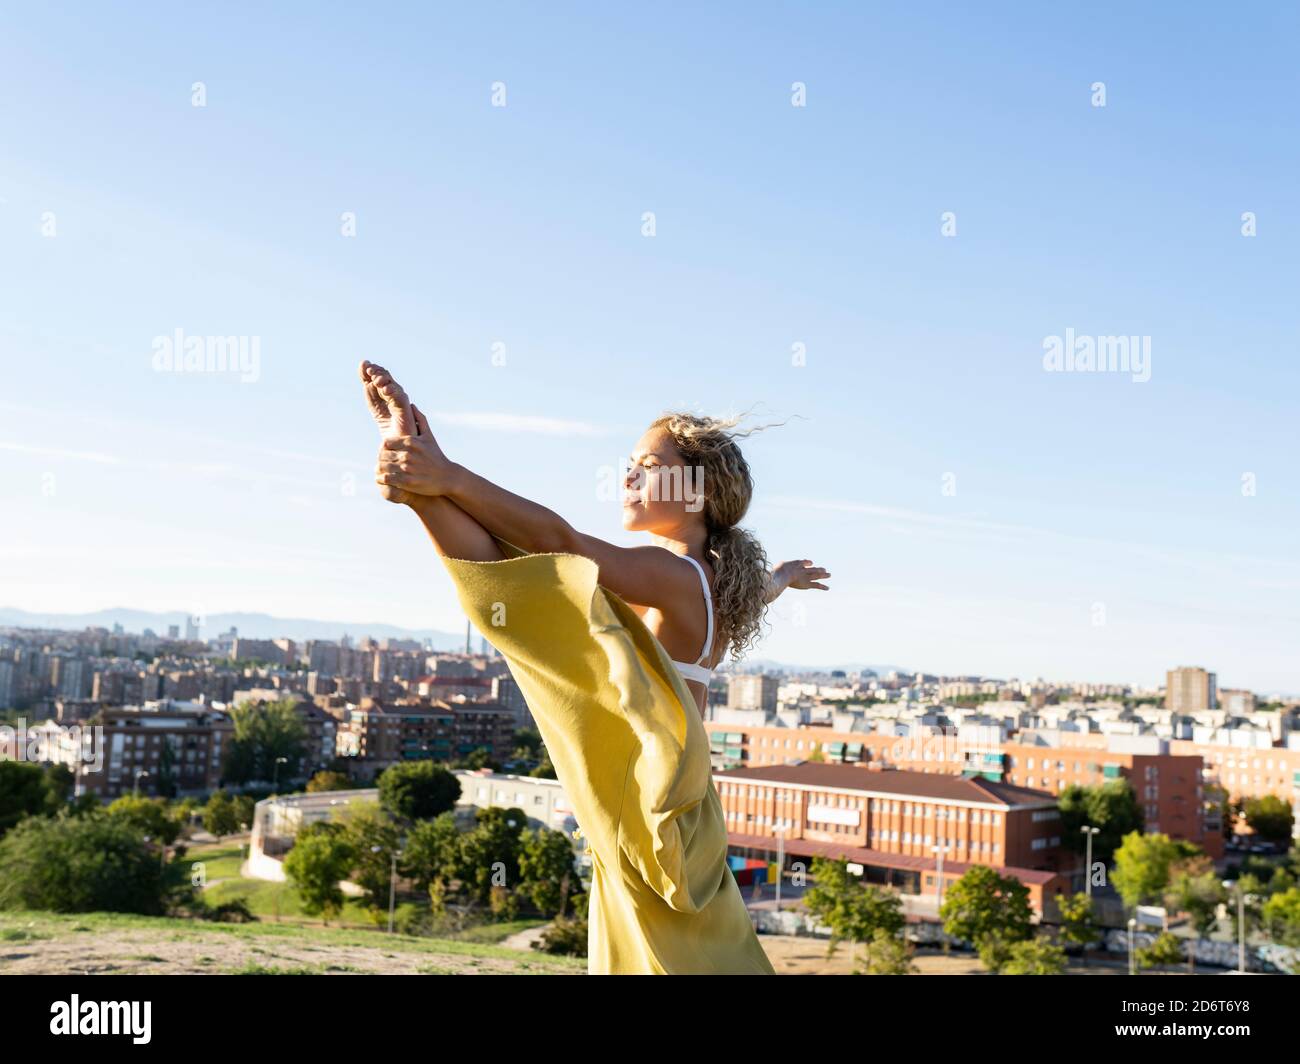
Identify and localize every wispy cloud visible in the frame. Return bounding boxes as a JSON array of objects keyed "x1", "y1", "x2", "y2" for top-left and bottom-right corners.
[{"x1": 0, "y1": 441, "x2": 120, "y2": 465}]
